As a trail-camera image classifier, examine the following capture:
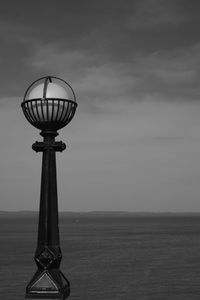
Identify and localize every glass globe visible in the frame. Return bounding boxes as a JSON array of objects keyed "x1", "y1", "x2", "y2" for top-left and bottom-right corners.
[
  {"x1": 28, "y1": 82, "x2": 69, "y2": 99},
  {"x1": 21, "y1": 76, "x2": 77, "y2": 131}
]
